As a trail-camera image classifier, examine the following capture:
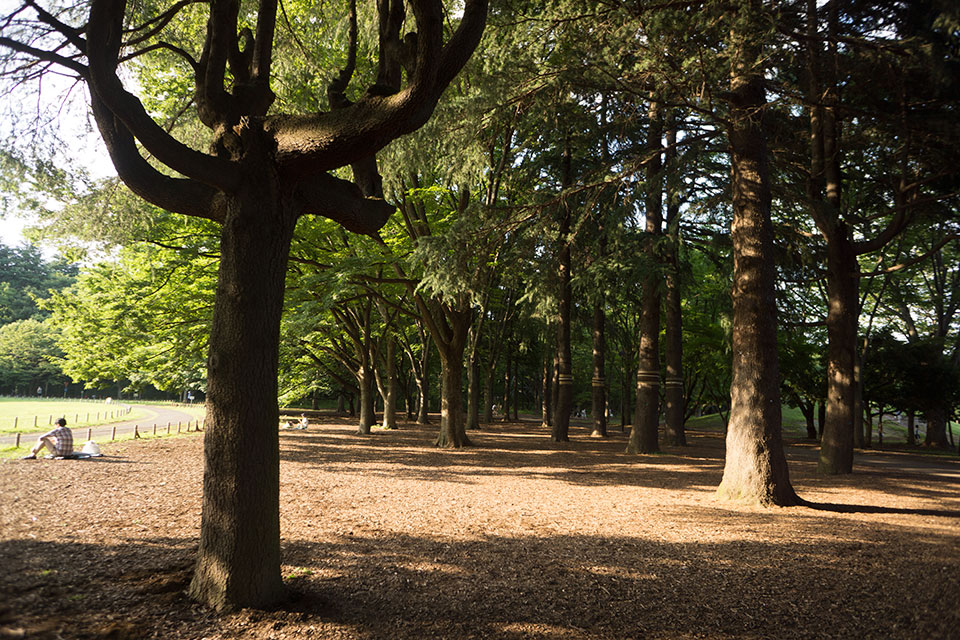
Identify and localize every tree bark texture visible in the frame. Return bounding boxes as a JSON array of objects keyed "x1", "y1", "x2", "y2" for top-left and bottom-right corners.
[
  {"x1": 553, "y1": 243, "x2": 573, "y2": 442},
  {"x1": 663, "y1": 119, "x2": 686, "y2": 446},
  {"x1": 591, "y1": 298, "x2": 608, "y2": 437},
  {"x1": 189, "y1": 183, "x2": 293, "y2": 610},
  {"x1": 381, "y1": 335, "x2": 397, "y2": 429},
  {"x1": 716, "y1": 1, "x2": 799, "y2": 506},
  {"x1": 628, "y1": 99, "x2": 662, "y2": 455},
  {"x1": 817, "y1": 237, "x2": 858, "y2": 473}
]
